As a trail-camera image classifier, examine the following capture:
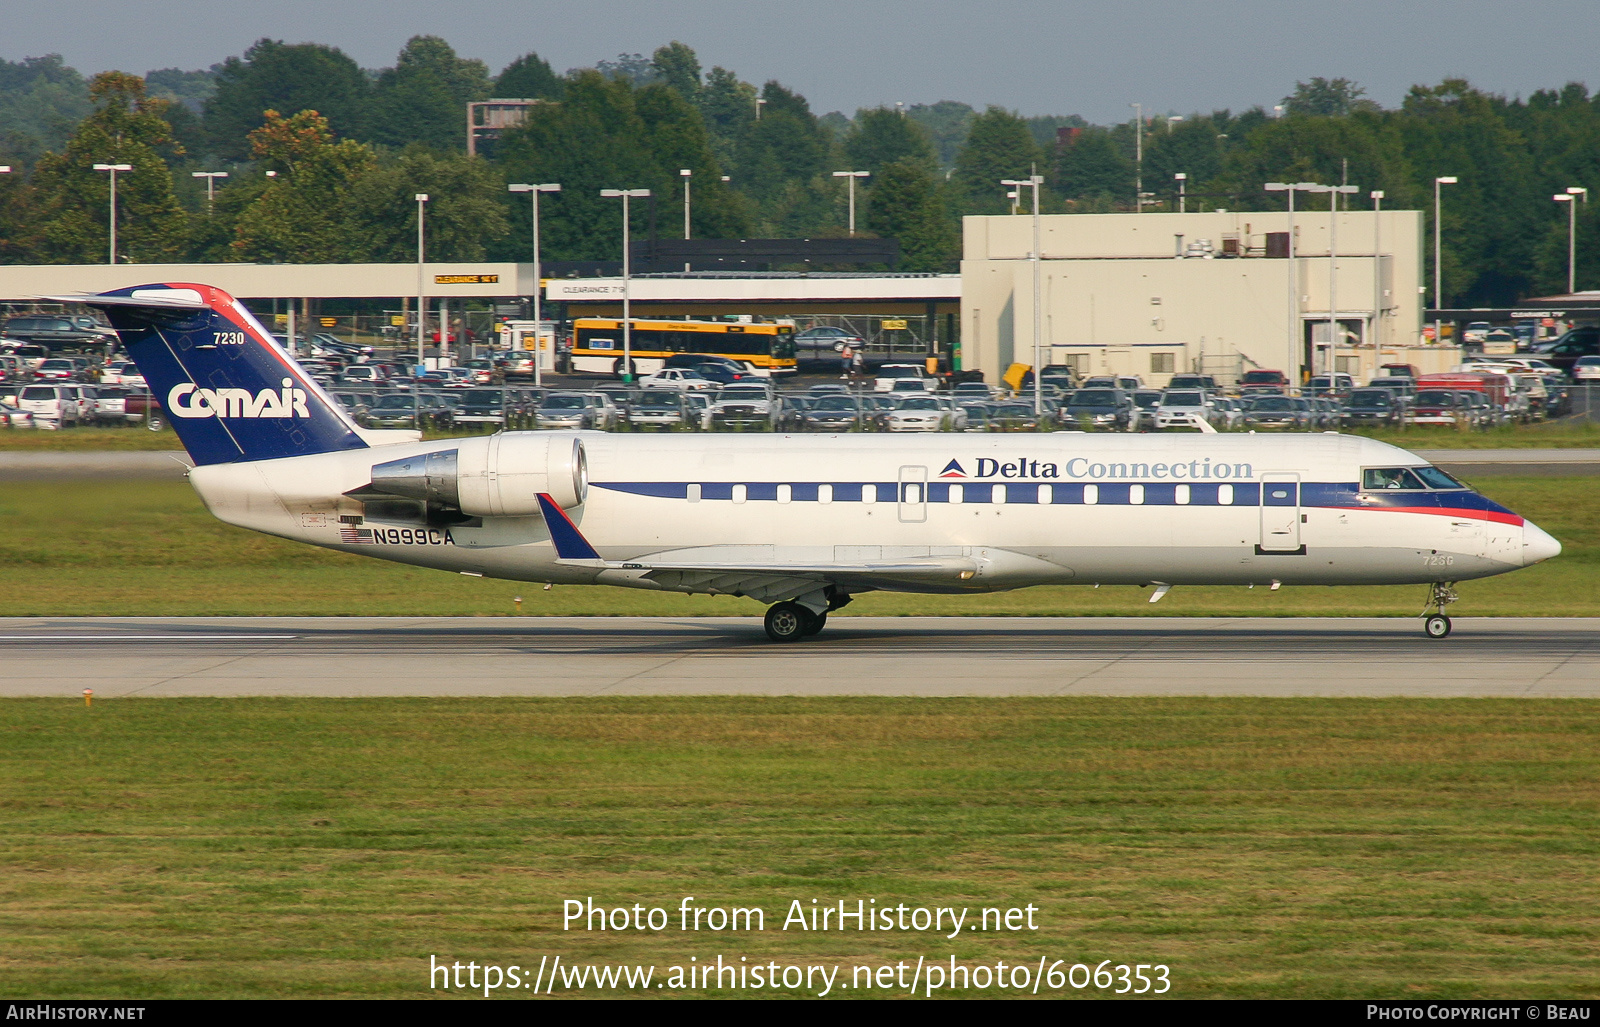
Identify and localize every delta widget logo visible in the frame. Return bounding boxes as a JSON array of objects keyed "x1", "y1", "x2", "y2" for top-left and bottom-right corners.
[{"x1": 939, "y1": 459, "x2": 967, "y2": 478}]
